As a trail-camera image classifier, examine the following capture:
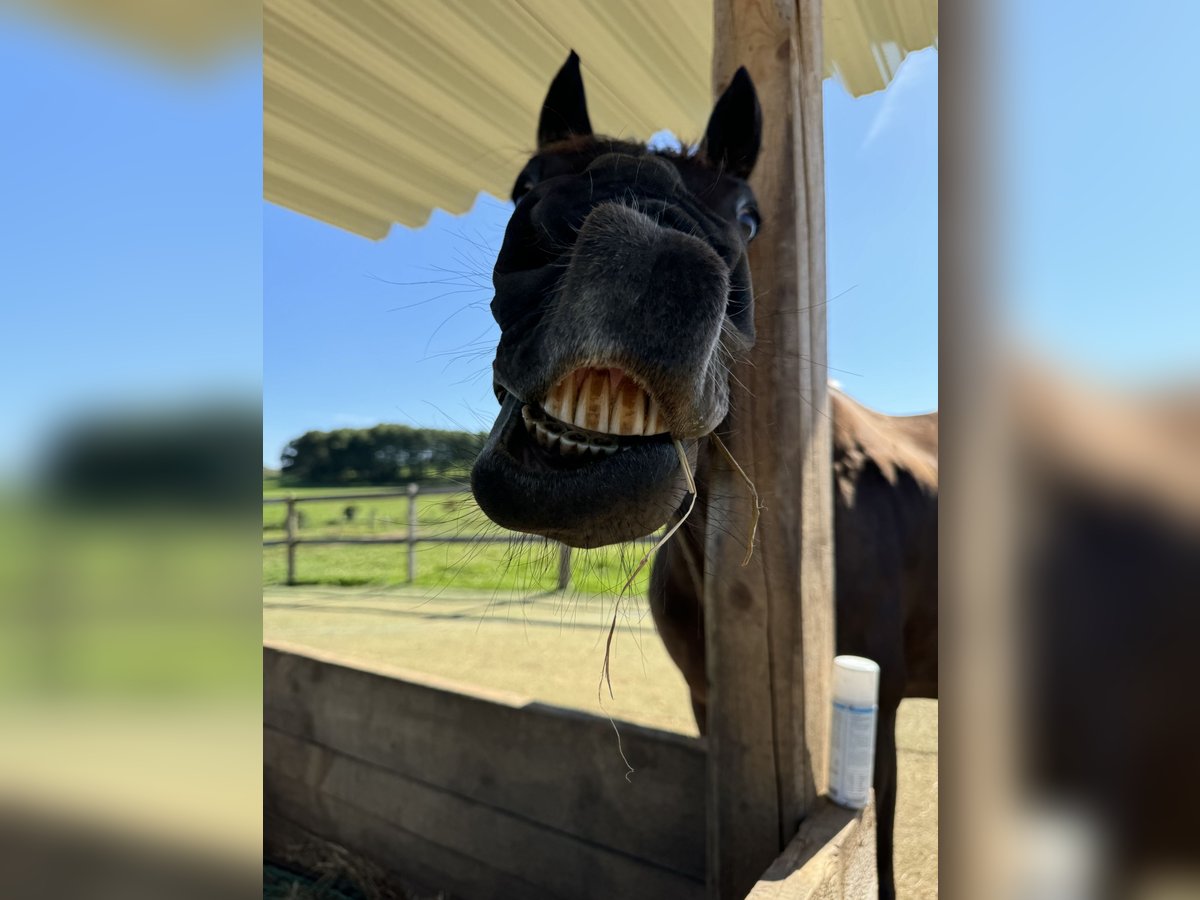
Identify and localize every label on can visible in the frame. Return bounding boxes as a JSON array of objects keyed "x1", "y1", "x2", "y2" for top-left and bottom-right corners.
[{"x1": 829, "y1": 700, "x2": 877, "y2": 808}]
